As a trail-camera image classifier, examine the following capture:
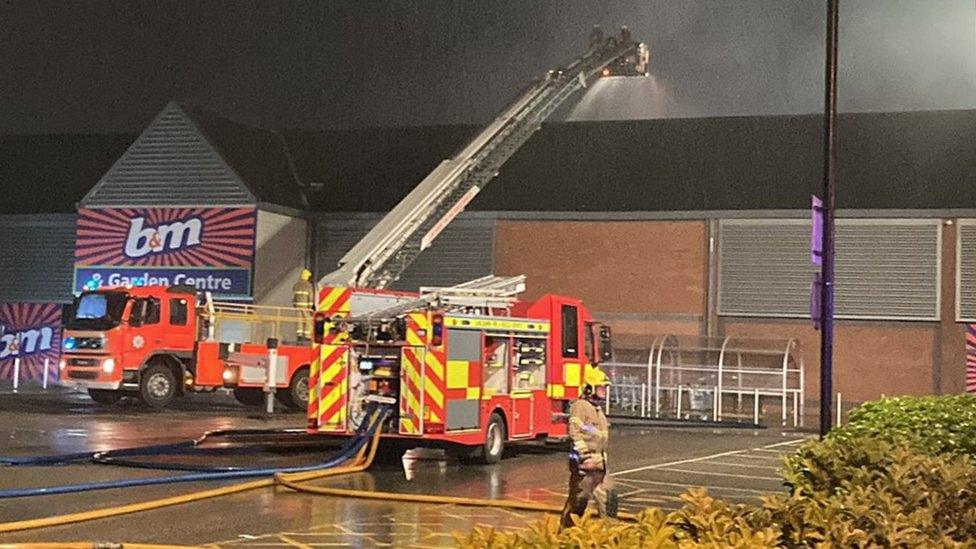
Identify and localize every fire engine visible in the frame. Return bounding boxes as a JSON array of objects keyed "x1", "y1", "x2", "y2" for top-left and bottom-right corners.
[
  {"x1": 308, "y1": 278, "x2": 612, "y2": 462},
  {"x1": 59, "y1": 284, "x2": 313, "y2": 409},
  {"x1": 306, "y1": 28, "x2": 646, "y2": 460}
]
